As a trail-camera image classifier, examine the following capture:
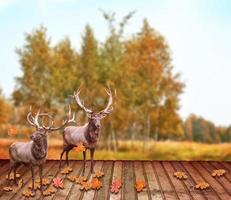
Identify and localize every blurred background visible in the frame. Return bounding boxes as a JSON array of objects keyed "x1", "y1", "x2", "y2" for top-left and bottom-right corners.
[{"x1": 0, "y1": 0, "x2": 231, "y2": 160}]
